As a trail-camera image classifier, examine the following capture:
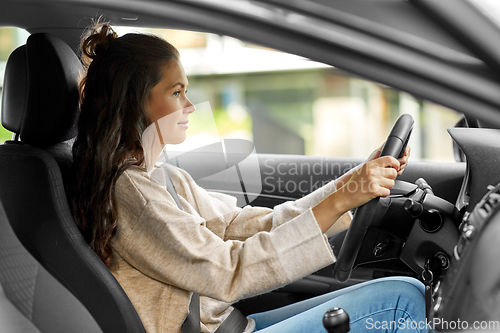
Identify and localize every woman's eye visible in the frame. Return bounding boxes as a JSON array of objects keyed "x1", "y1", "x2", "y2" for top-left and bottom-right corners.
[{"x1": 173, "y1": 91, "x2": 180, "y2": 97}]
